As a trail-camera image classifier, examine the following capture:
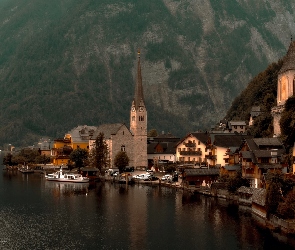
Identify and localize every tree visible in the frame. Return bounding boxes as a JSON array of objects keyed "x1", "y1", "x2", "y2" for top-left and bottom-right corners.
[
  {"x1": 69, "y1": 148, "x2": 88, "y2": 170},
  {"x1": 280, "y1": 96, "x2": 295, "y2": 151},
  {"x1": 265, "y1": 170, "x2": 283, "y2": 216},
  {"x1": 277, "y1": 191, "x2": 295, "y2": 219},
  {"x1": 89, "y1": 133, "x2": 109, "y2": 171},
  {"x1": 3, "y1": 153, "x2": 13, "y2": 166},
  {"x1": 114, "y1": 151, "x2": 129, "y2": 173},
  {"x1": 148, "y1": 129, "x2": 158, "y2": 137},
  {"x1": 227, "y1": 170, "x2": 250, "y2": 193}
]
